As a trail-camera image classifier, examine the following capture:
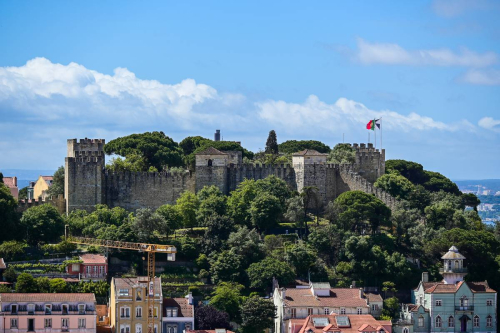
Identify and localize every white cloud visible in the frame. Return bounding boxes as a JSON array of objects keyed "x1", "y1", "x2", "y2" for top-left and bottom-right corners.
[
  {"x1": 459, "y1": 69, "x2": 500, "y2": 85},
  {"x1": 257, "y1": 95, "x2": 475, "y2": 134},
  {"x1": 354, "y1": 38, "x2": 497, "y2": 67},
  {"x1": 478, "y1": 117, "x2": 500, "y2": 132},
  {"x1": 432, "y1": 0, "x2": 495, "y2": 18}
]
